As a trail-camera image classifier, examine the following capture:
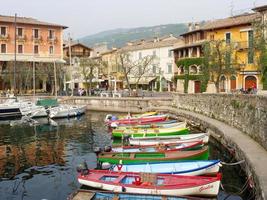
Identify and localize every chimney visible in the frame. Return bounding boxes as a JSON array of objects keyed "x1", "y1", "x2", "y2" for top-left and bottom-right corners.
[
  {"x1": 188, "y1": 22, "x2": 193, "y2": 31},
  {"x1": 195, "y1": 22, "x2": 200, "y2": 30}
]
